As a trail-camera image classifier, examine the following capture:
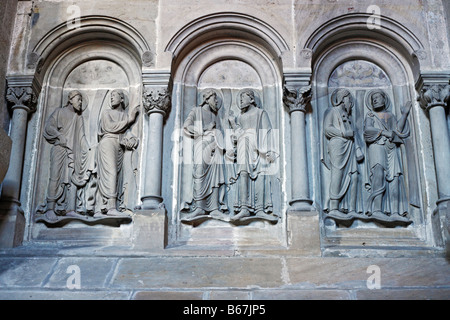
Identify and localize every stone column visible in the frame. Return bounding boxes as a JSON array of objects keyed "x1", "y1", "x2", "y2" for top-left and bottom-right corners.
[
  {"x1": 417, "y1": 74, "x2": 450, "y2": 244},
  {"x1": 140, "y1": 72, "x2": 172, "y2": 210},
  {"x1": 0, "y1": 75, "x2": 38, "y2": 247},
  {"x1": 283, "y1": 82, "x2": 313, "y2": 211},
  {"x1": 132, "y1": 72, "x2": 171, "y2": 251},
  {"x1": 282, "y1": 73, "x2": 320, "y2": 256}
]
